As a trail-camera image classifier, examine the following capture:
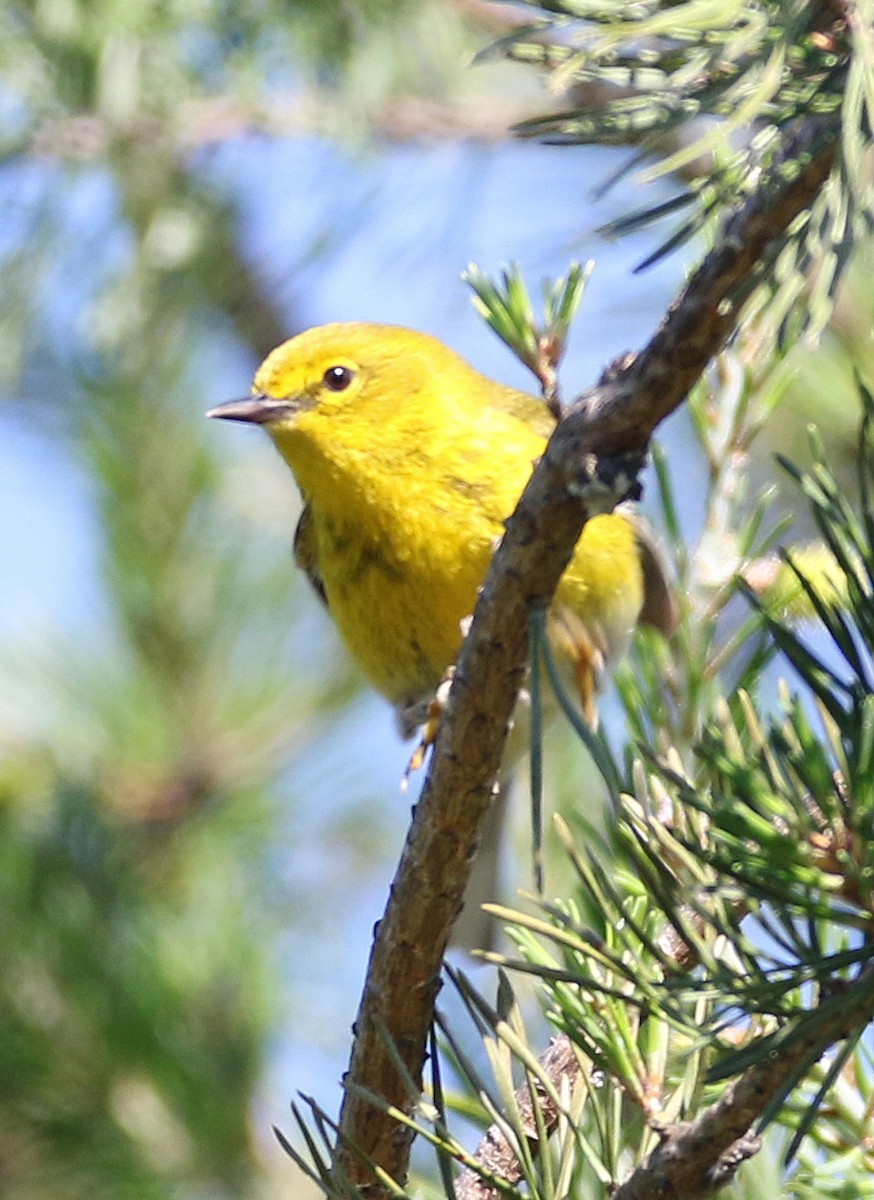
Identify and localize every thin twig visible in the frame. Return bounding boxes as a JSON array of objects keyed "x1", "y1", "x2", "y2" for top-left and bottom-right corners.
[{"x1": 613, "y1": 970, "x2": 874, "y2": 1199}]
